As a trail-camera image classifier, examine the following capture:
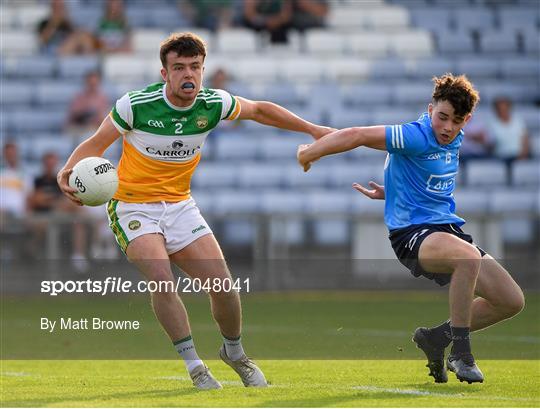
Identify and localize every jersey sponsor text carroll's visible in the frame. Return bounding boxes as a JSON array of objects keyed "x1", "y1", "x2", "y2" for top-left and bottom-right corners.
[{"x1": 109, "y1": 83, "x2": 241, "y2": 203}]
